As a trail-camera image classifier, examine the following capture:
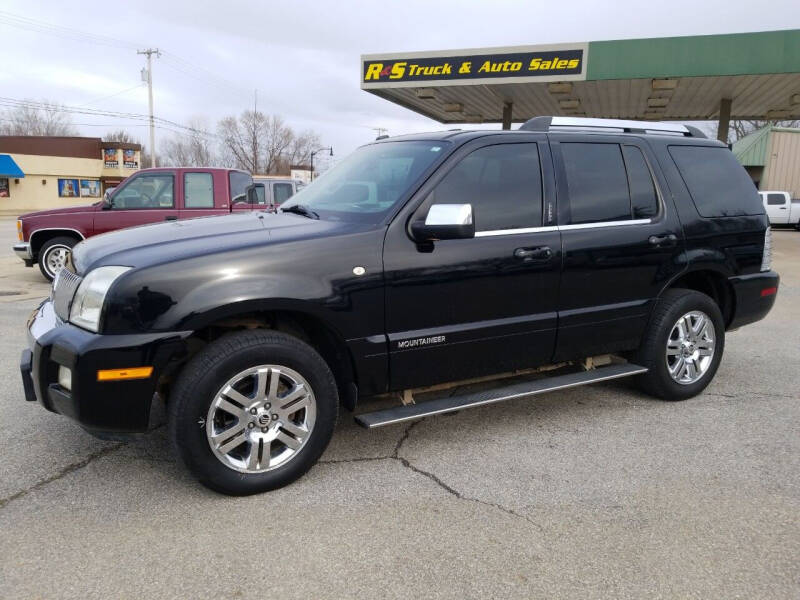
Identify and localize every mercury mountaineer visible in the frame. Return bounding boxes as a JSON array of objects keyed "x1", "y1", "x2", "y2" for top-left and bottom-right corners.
[{"x1": 20, "y1": 117, "x2": 779, "y2": 495}]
